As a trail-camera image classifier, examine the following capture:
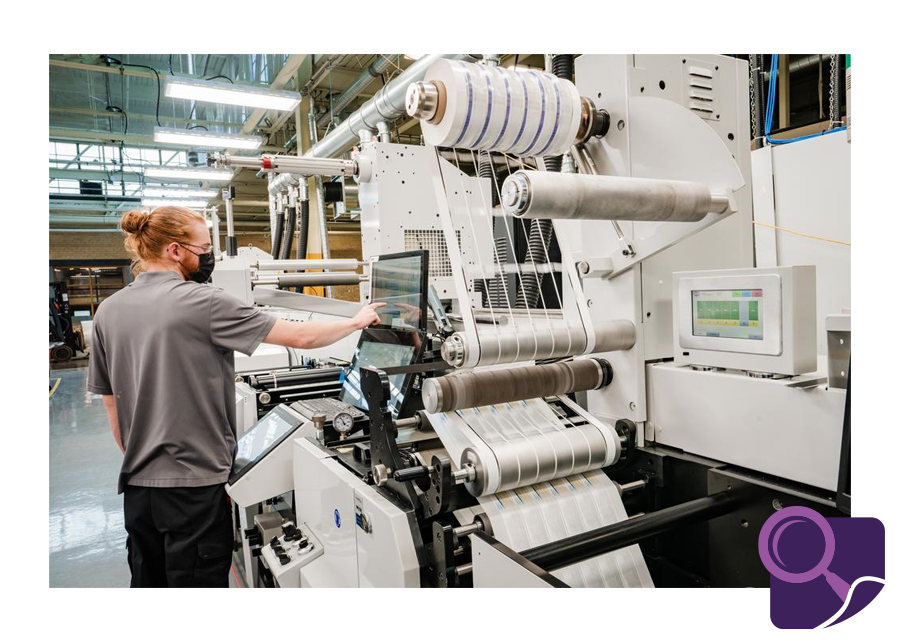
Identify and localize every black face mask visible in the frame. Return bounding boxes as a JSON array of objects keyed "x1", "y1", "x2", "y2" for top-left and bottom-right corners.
[{"x1": 190, "y1": 251, "x2": 216, "y2": 284}]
